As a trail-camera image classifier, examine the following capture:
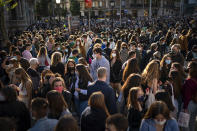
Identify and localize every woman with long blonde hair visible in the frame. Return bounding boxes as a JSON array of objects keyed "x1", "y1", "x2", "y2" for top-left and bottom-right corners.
[
  {"x1": 76, "y1": 38, "x2": 86, "y2": 58},
  {"x1": 13, "y1": 68, "x2": 32, "y2": 108},
  {"x1": 37, "y1": 46, "x2": 51, "y2": 72},
  {"x1": 50, "y1": 52, "x2": 65, "y2": 77},
  {"x1": 81, "y1": 92, "x2": 110, "y2": 131},
  {"x1": 141, "y1": 60, "x2": 160, "y2": 95},
  {"x1": 46, "y1": 36, "x2": 55, "y2": 51}
]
